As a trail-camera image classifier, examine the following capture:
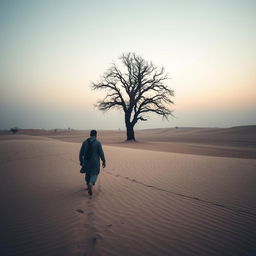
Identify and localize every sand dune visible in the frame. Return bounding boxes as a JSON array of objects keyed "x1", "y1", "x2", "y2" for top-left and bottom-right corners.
[
  {"x1": 1, "y1": 135, "x2": 256, "y2": 255},
  {"x1": 1, "y1": 126, "x2": 256, "y2": 159}
]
